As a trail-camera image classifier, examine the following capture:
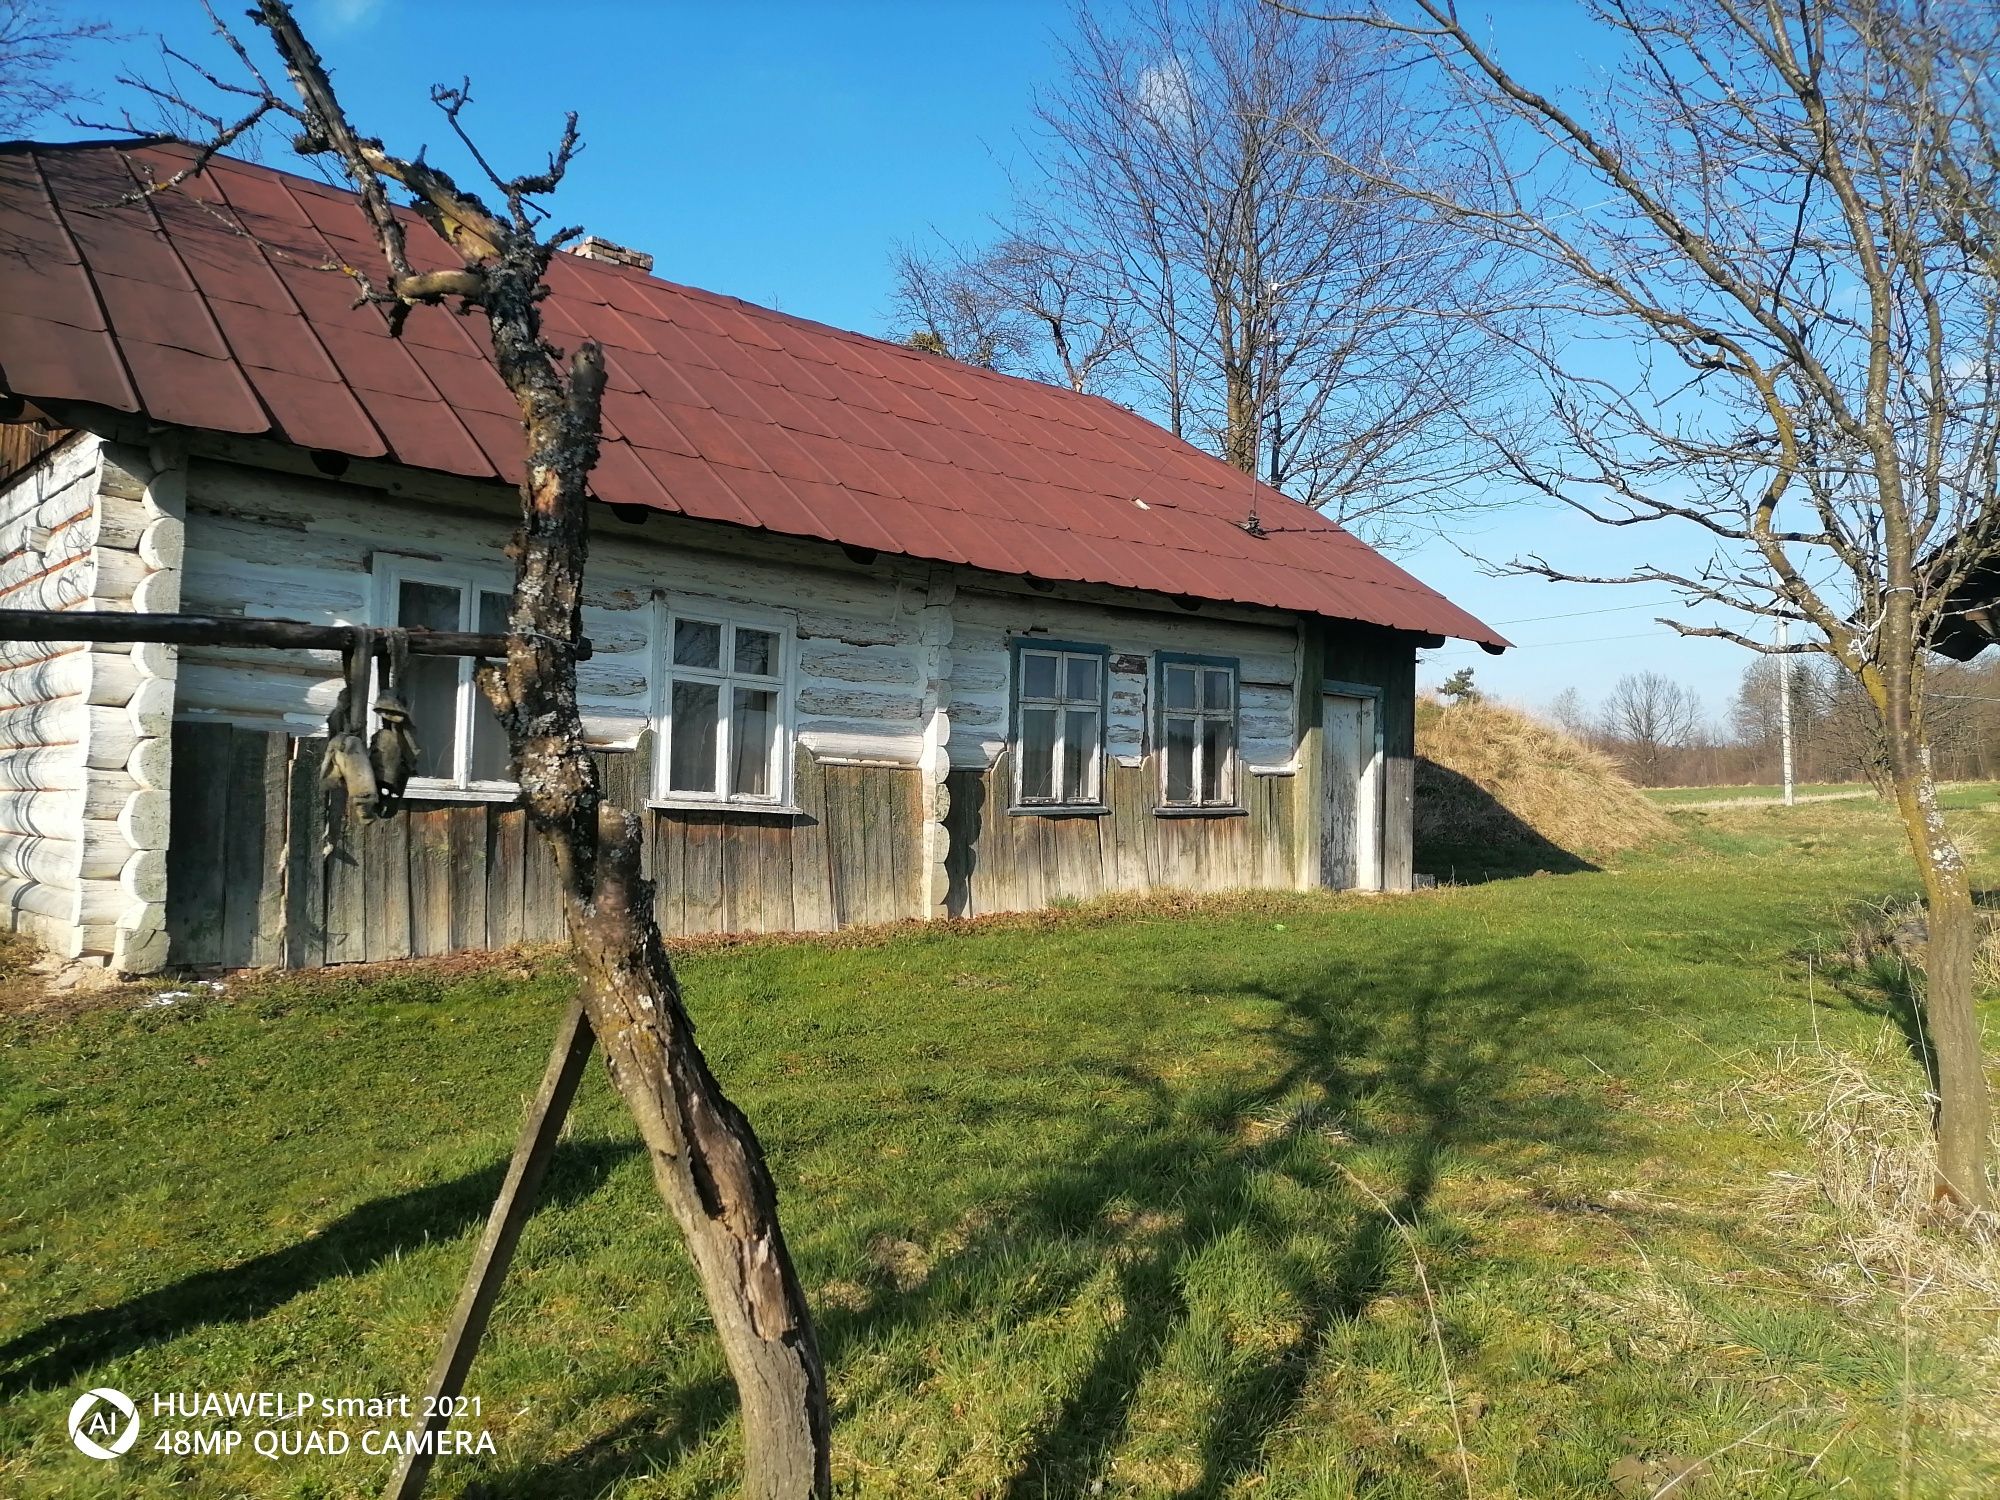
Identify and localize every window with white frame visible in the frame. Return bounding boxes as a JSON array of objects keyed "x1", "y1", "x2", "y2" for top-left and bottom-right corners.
[
  {"x1": 1013, "y1": 643, "x2": 1105, "y2": 807},
  {"x1": 374, "y1": 560, "x2": 514, "y2": 793},
  {"x1": 1158, "y1": 656, "x2": 1238, "y2": 807},
  {"x1": 657, "y1": 605, "x2": 792, "y2": 805}
]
